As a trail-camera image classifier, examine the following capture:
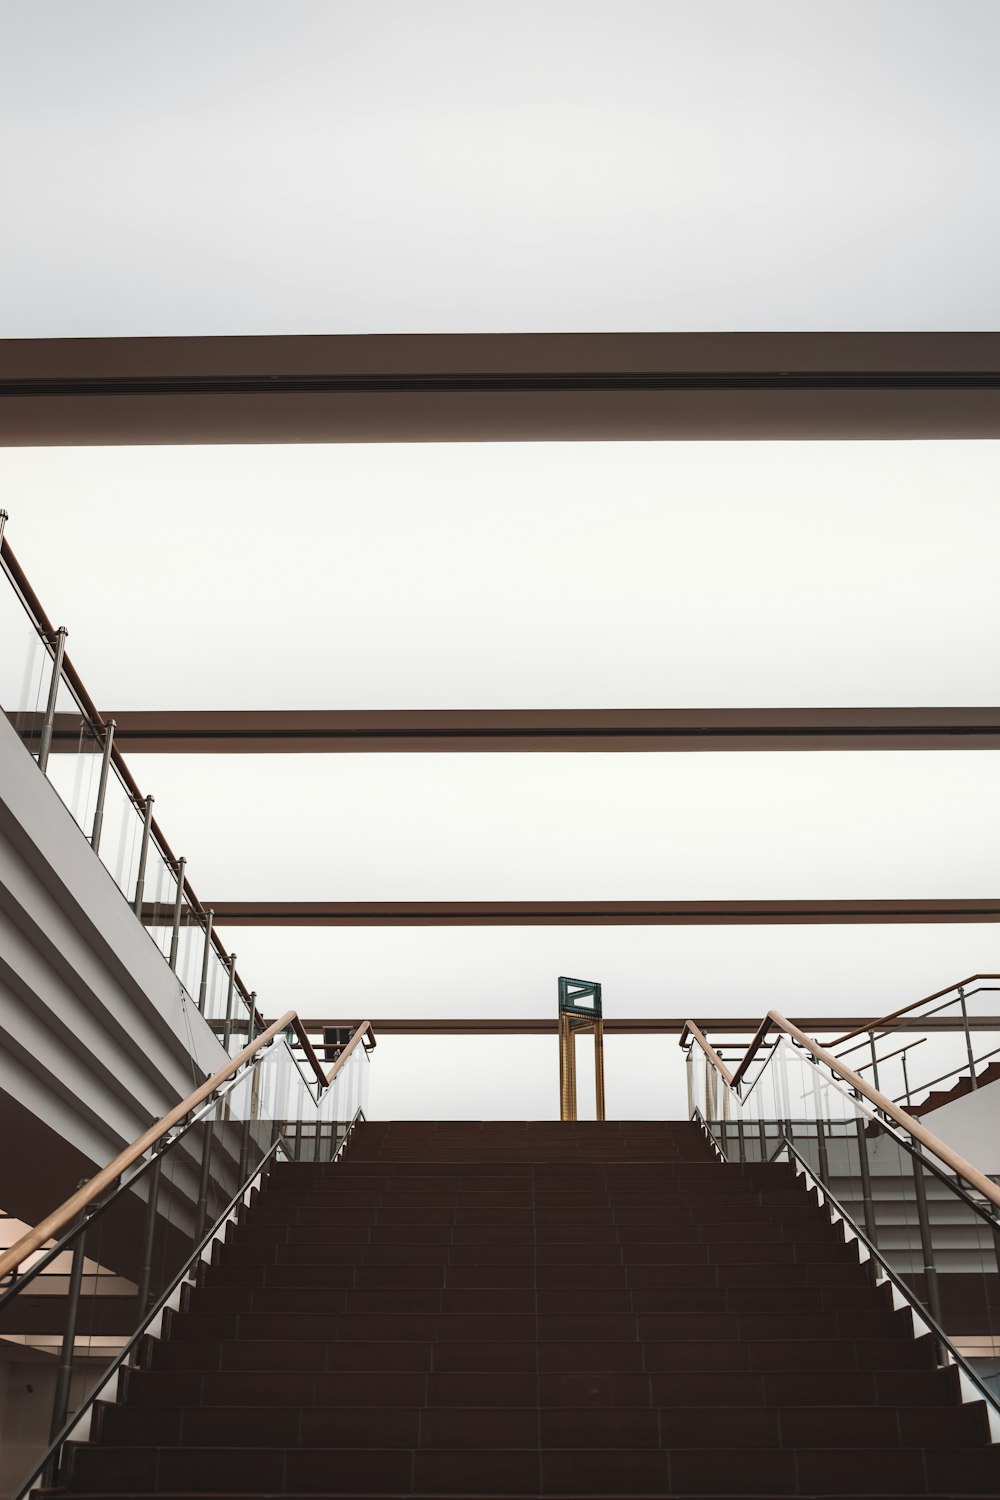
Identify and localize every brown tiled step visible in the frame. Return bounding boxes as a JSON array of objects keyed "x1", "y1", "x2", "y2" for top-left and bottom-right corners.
[
  {"x1": 166, "y1": 1307, "x2": 910, "y2": 1343},
  {"x1": 147, "y1": 1334, "x2": 936, "y2": 1375},
  {"x1": 220, "y1": 1237, "x2": 859, "y2": 1266},
  {"x1": 95, "y1": 1401, "x2": 990, "y2": 1451},
  {"x1": 231, "y1": 1218, "x2": 842, "y2": 1244},
  {"x1": 123, "y1": 1362, "x2": 961, "y2": 1412},
  {"x1": 204, "y1": 1258, "x2": 871, "y2": 1291},
  {"x1": 62, "y1": 1441, "x2": 1000, "y2": 1494},
  {"x1": 183, "y1": 1283, "x2": 888, "y2": 1317}
]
